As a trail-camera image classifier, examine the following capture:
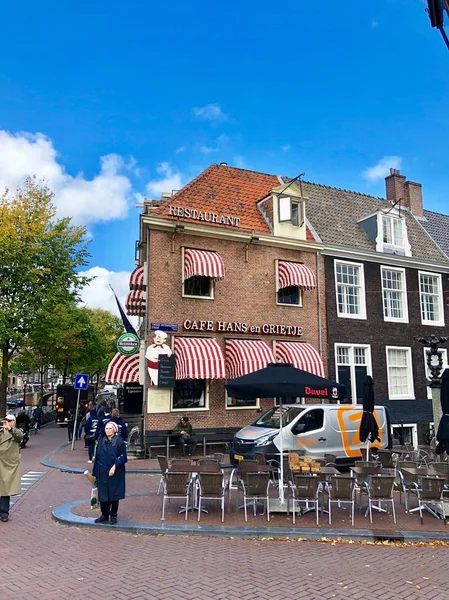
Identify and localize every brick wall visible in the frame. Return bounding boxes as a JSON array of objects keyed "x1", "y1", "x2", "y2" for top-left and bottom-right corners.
[
  {"x1": 324, "y1": 256, "x2": 449, "y2": 403},
  {"x1": 145, "y1": 228, "x2": 327, "y2": 431}
]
